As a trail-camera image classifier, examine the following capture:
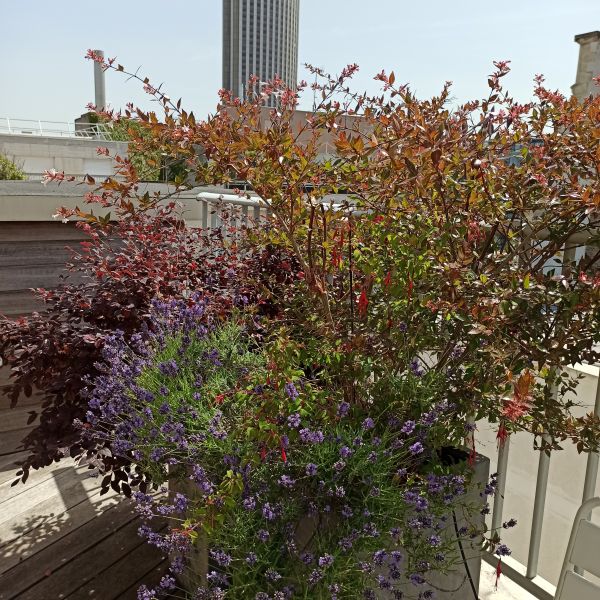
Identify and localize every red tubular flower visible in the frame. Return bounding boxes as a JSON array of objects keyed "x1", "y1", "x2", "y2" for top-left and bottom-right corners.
[
  {"x1": 281, "y1": 447, "x2": 287, "y2": 463},
  {"x1": 495, "y1": 559, "x2": 502, "y2": 589},
  {"x1": 383, "y1": 271, "x2": 392, "y2": 288},
  {"x1": 357, "y1": 289, "x2": 368, "y2": 316},
  {"x1": 497, "y1": 423, "x2": 509, "y2": 448}
]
